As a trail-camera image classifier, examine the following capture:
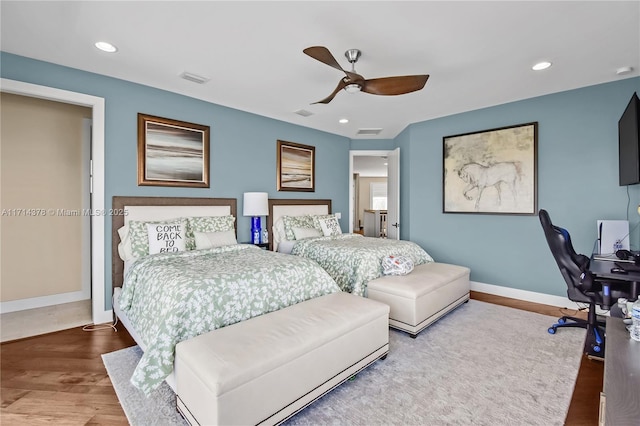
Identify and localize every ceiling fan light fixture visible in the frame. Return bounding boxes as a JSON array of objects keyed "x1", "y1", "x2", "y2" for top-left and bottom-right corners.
[{"x1": 344, "y1": 84, "x2": 361, "y2": 94}]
